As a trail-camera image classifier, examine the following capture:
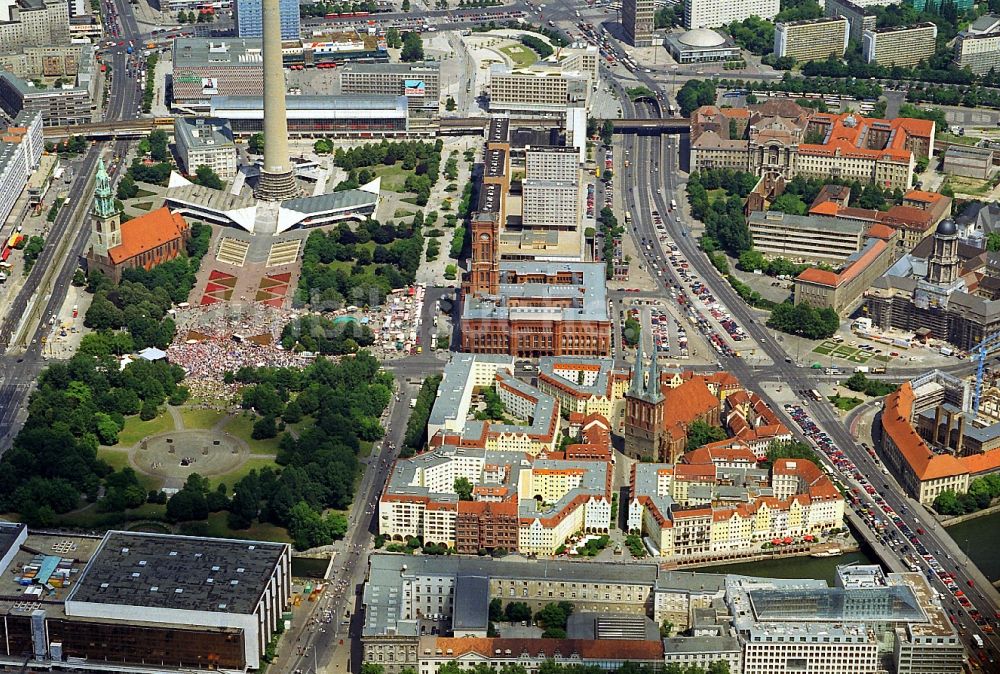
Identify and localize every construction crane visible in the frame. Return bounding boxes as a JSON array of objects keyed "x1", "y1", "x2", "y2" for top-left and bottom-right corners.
[{"x1": 971, "y1": 331, "x2": 1000, "y2": 416}]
